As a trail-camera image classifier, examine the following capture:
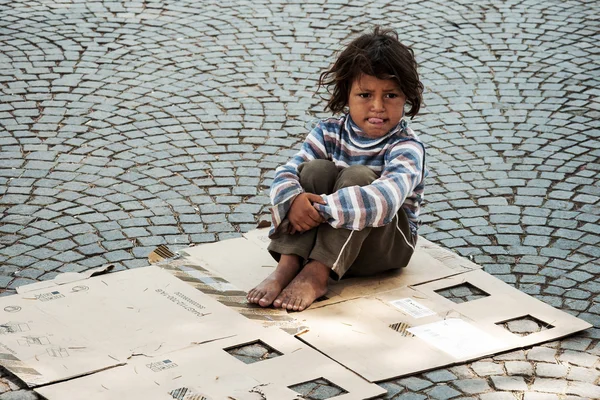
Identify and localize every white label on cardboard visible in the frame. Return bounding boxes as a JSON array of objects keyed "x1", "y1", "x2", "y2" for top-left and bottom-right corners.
[
  {"x1": 407, "y1": 318, "x2": 503, "y2": 358},
  {"x1": 390, "y1": 298, "x2": 436, "y2": 319}
]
